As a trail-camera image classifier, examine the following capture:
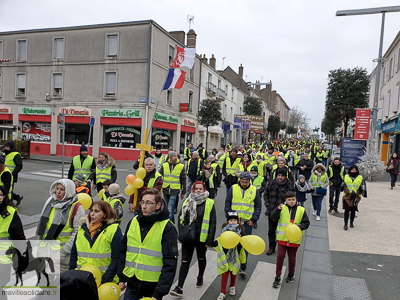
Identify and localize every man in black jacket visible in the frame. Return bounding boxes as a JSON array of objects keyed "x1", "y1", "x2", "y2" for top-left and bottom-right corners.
[
  {"x1": 185, "y1": 151, "x2": 203, "y2": 198},
  {"x1": 118, "y1": 188, "x2": 178, "y2": 300},
  {"x1": 264, "y1": 169, "x2": 295, "y2": 255},
  {"x1": 296, "y1": 153, "x2": 314, "y2": 181},
  {"x1": 222, "y1": 148, "x2": 241, "y2": 195},
  {"x1": 3, "y1": 142, "x2": 23, "y2": 205},
  {"x1": 328, "y1": 158, "x2": 346, "y2": 214}
]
